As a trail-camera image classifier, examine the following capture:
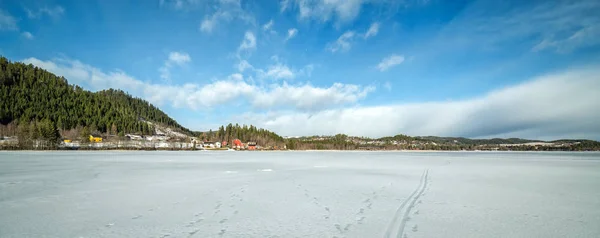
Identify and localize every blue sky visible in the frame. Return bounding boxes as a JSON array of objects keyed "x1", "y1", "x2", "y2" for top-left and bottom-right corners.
[{"x1": 1, "y1": 0, "x2": 600, "y2": 139}]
